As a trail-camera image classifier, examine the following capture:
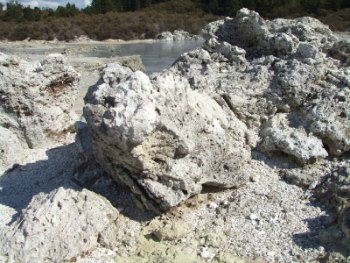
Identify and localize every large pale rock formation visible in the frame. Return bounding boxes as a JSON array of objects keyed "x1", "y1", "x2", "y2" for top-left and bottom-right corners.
[
  {"x1": 84, "y1": 64, "x2": 250, "y2": 212},
  {"x1": 0, "y1": 8, "x2": 349, "y2": 262},
  {"x1": 84, "y1": 8, "x2": 350, "y2": 213},
  {"x1": 261, "y1": 113, "x2": 328, "y2": 164},
  {"x1": 0, "y1": 53, "x2": 79, "y2": 172},
  {"x1": 3, "y1": 187, "x2": 119, "y2": 263},
  {"x1": 157, "y1": 30, "x2": 203, "y2": 41},
  {"x1": 174, "y1": 8, "x2": 349, "y2": 160},
  {"x1": 0, "y1": 53, "x2": 146, "y2": 262}
]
